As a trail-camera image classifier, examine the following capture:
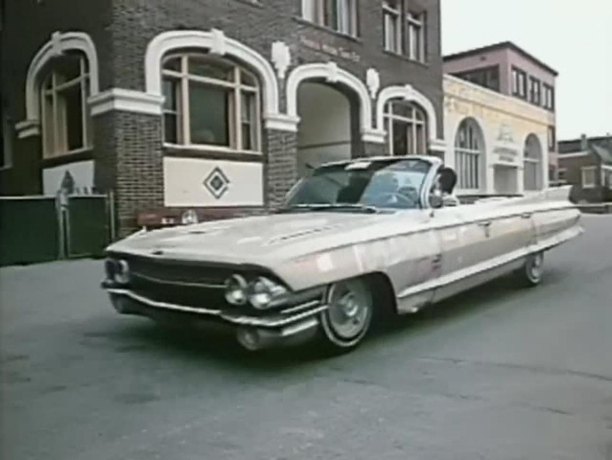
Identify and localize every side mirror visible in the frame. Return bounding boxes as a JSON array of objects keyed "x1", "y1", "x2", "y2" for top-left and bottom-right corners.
[{"x1": 429, "y1": 192, "x2": 443, "y2": 209}]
